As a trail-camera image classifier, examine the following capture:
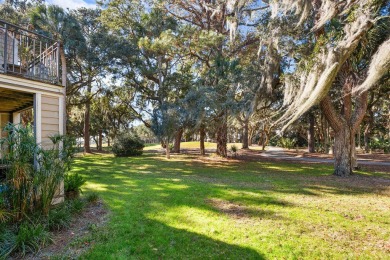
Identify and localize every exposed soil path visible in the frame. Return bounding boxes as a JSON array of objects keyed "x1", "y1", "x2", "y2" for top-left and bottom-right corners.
[{"x1": 150, "y1": 145, "x2": 390, "y2": 172}]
